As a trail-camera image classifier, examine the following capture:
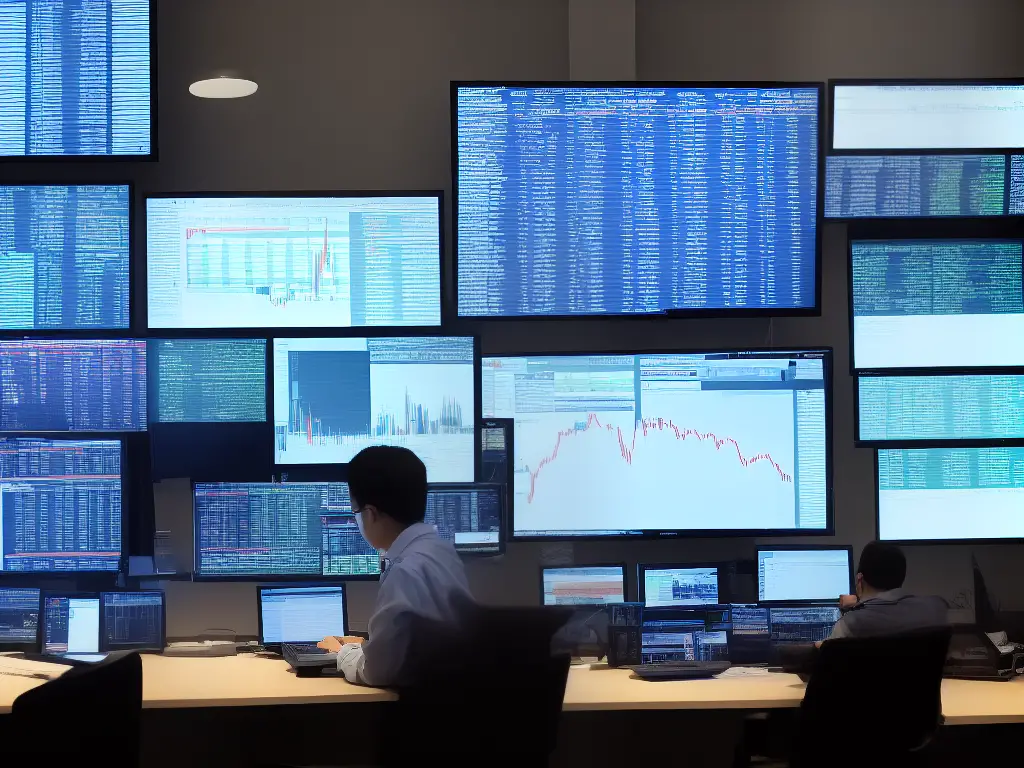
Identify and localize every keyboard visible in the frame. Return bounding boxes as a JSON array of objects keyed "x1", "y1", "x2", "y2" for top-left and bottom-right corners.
[
  {"x1": 630, "y1": 661, "x2": 731, "y2": 681},
  {"x1": 281, "y1": 643, "x2": 338, "y2": 677},
  {"x1": 282, "y1": 643, "x2": 324, "y2": 655}
]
